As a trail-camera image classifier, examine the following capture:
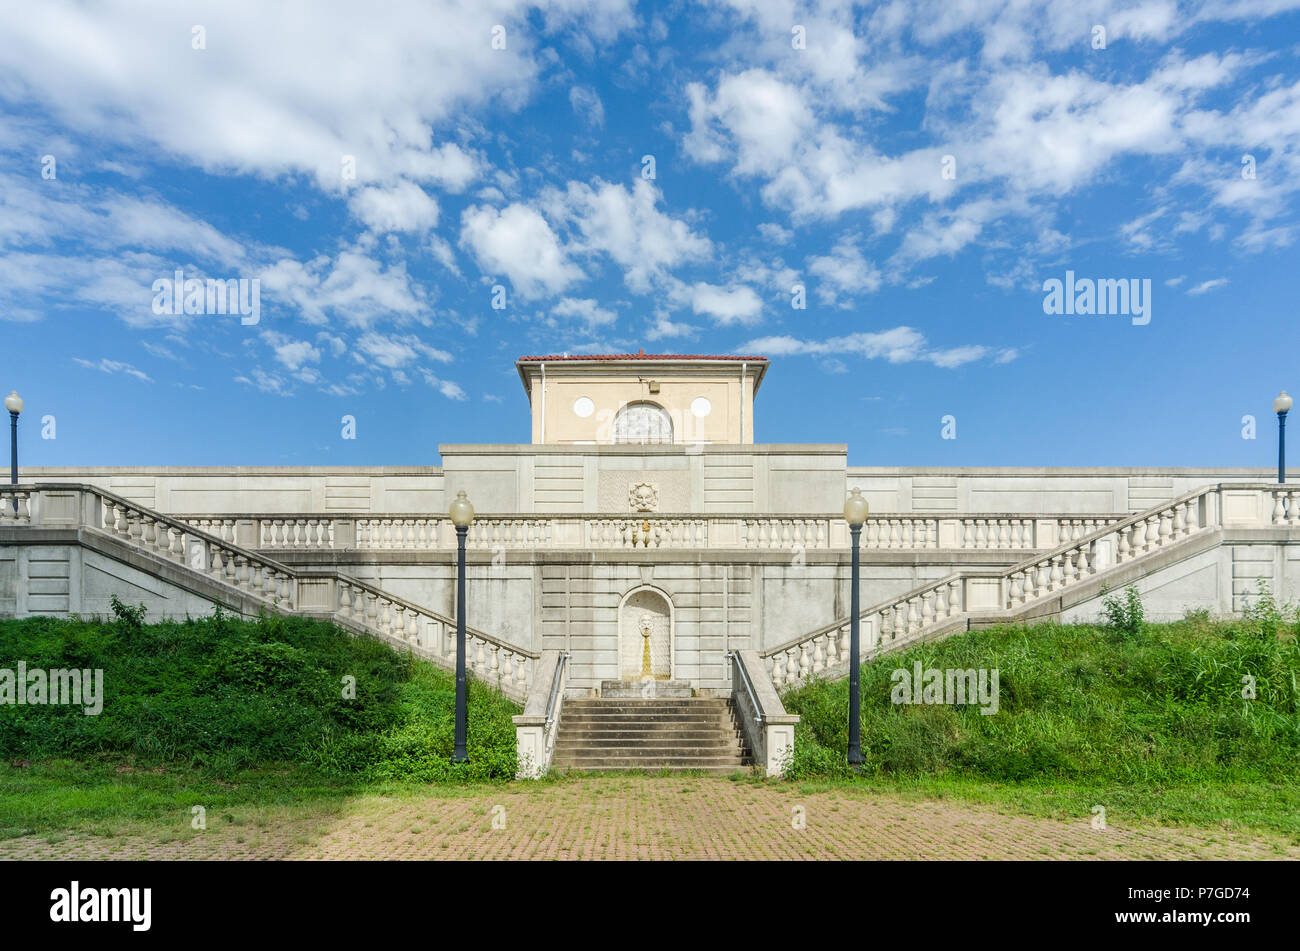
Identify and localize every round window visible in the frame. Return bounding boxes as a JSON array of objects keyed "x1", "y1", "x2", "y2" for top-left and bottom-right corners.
[
  {"x1": 690, "y1": 397, "x2": 712, "y2": 418},
  {"x1": 573, "y1": 397, "x2": 595, "y2": 418}
]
